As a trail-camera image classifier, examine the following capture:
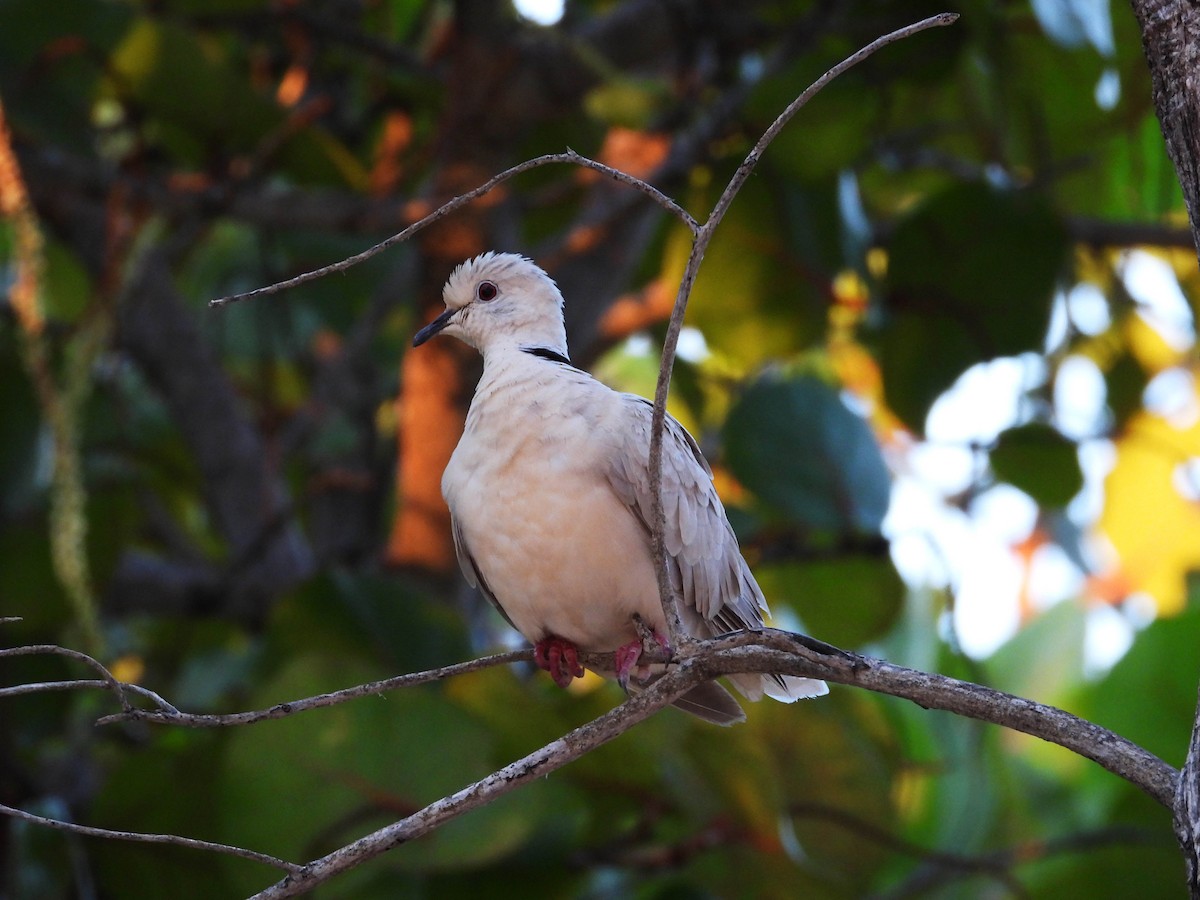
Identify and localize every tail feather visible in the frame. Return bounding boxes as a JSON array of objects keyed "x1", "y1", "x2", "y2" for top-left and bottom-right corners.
[
  {"x1": 728, "y1": 672, "x2": 828, "y2": 703},
  {"x1": 670, "y1": 681, "x2": 746, "y2": 726},
  {"x1": 626, "y1": 677, "x2": 747, "y2": 726},
  {"x1": 765, "y1": 674, "x2": 828, "y2": 702}
]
